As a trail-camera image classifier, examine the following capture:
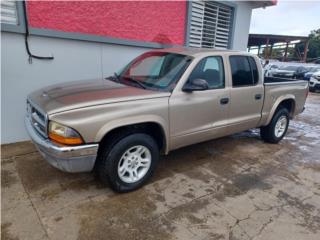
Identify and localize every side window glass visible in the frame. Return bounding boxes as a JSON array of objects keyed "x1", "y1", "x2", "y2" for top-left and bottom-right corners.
[
  {"x1": 230, "y1": 56, "x2": 253, "y2": 87},
  {"x1": 248, "y1": 57, "x2": 259, "y2": 84},
  {"x1": 189, "y1": 56, "x2": 225, "y2": 89}
]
